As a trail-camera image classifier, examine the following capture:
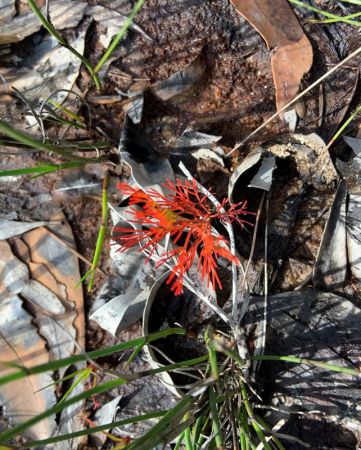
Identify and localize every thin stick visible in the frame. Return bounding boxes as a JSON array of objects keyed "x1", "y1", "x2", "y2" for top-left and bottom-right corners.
[
  {"x1": 228, "y1": 45, "x2": 361, "y2": 156},
  {"x1": 43, "y1": 227, "x2": 106, "y2": 275}
]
